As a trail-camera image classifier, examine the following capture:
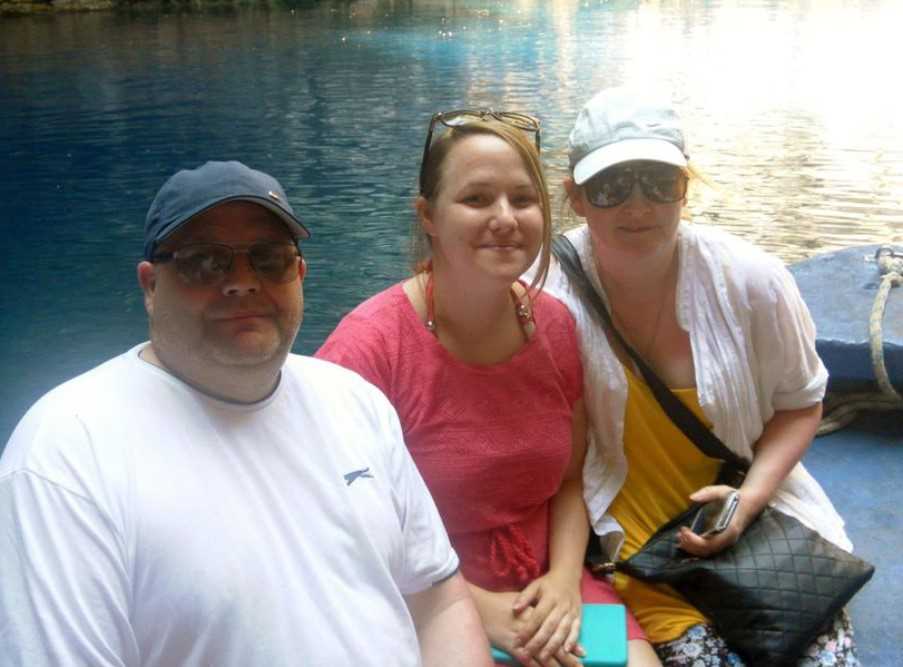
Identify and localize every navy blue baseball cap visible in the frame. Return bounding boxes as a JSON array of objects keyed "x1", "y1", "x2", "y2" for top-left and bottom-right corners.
[{"x1": 144, "y1": 161, "x2": 311, "y2": 260}]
